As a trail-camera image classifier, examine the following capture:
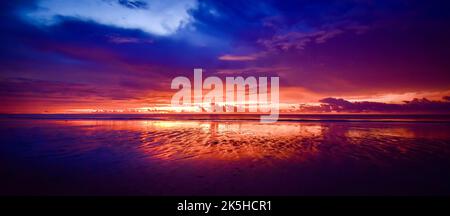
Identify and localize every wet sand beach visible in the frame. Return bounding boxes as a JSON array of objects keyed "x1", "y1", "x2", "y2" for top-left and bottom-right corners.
[{"x1": 1, "y1": 114, "x2": 450, "y2": 195}]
